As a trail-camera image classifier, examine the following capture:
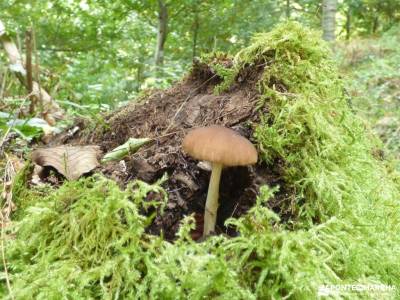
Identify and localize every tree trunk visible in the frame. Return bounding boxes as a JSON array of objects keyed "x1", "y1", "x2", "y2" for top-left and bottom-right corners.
[
  {"x1": 136, "y1": 63, "x2": 143, "y2": 92},
  {"x1": 372, "y1": 15, "x2": 379, "y2": 34},
  {"x1": 25, "y1": 28, "x2": 36, "y2": 114},
  {"x1": 322, "y1": 0, "x2": 337, "y2": 42},
  {"x1": 212, "y1": 36, "x2": 217, "y2": 52},
  {"x1": 192, "y1": 7, "x2": 199, "y2": 60},
  {"x1": 0, "y1": 20, "x2": 63, "y2": 123},
  {"x1": 286, "y1": 0, "x2": 291, "y2": 19},
  {"x1": 345, "y1": 6, "x2": 351, "y2": 40},
  {"x1": 154, "y1": 0, "x2": 168, "y2": 66}
]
